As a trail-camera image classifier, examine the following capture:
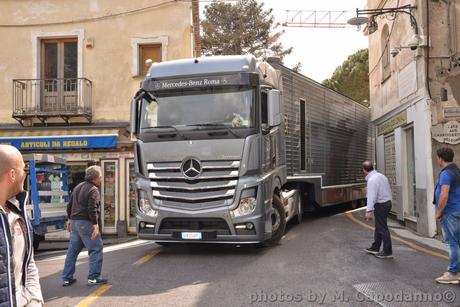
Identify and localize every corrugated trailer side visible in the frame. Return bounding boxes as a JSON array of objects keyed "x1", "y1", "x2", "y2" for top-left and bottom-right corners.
[{"x1": 268, "y1": 58, "x2": 373, "y2": 207}]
